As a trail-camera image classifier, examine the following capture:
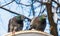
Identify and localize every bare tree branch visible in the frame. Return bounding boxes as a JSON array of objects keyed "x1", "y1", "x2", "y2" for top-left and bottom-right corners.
[
  {"x1": 0, "y1": 7, "x2": 19, "y2": 15},
  {"x1": 15, "y1": 0, "x2": 36, "y2": 6},
  {"x1": 1, "y1": 0, "x2": 14, "y2": 7},
  {"x1": 52, "y1": 0, "x2": 60, "y2": 7},
  {"x1": 36, "y1": 0, "x2": 46, "y2": 5},
  {"x1": 46, "y1": 2, "x2": 58, "y2": 36},
  {"x1": 0, "y1": 7, "x2": 31, "y2": 21},
  {"x1": 31, "y1": 0, "x2": 35, "y2": 16}
]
